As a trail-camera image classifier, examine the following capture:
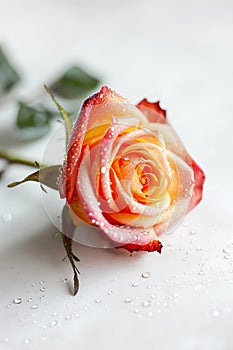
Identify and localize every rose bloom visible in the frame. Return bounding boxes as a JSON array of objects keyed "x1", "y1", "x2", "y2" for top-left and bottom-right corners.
[{"x1": 59, "y1": 86, "x2": 205, "y2": 252}]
